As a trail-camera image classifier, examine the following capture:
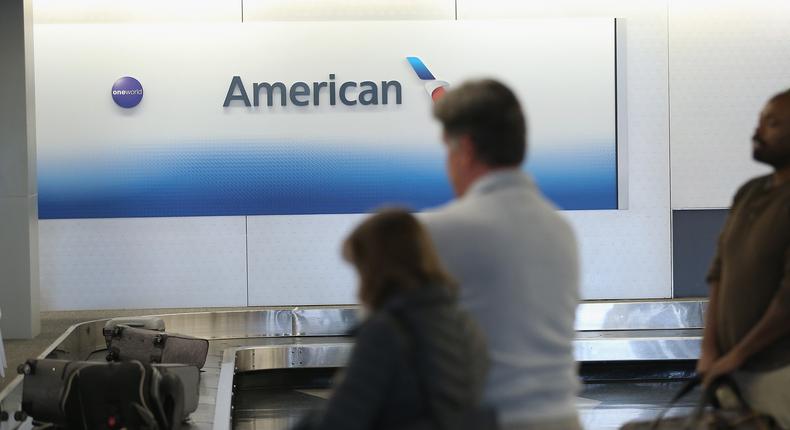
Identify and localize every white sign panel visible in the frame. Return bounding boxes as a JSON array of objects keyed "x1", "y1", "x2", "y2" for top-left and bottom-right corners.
[{"x1": 35, "y1": 19, "x2": 617, "y2": 218}]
